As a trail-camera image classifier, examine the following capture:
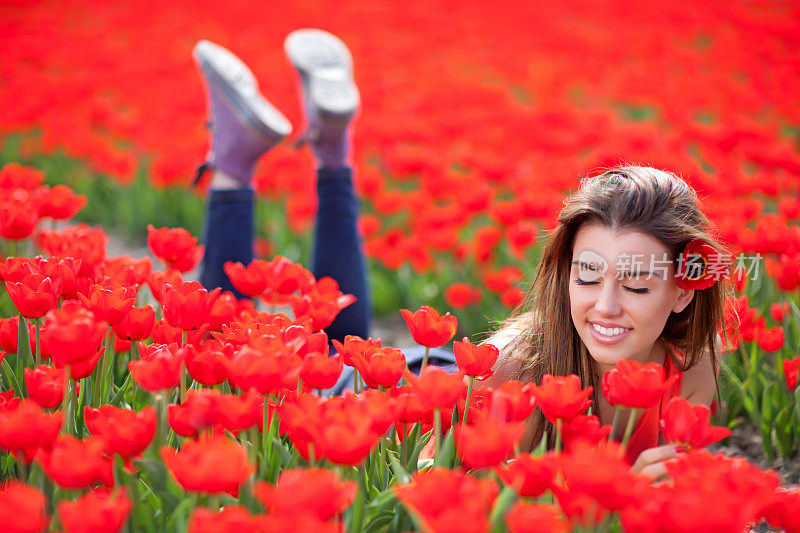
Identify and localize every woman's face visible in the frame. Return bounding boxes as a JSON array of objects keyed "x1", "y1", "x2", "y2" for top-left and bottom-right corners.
[{"x1": 568, "y1": 223, "x2": 694, "y2": 373}]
